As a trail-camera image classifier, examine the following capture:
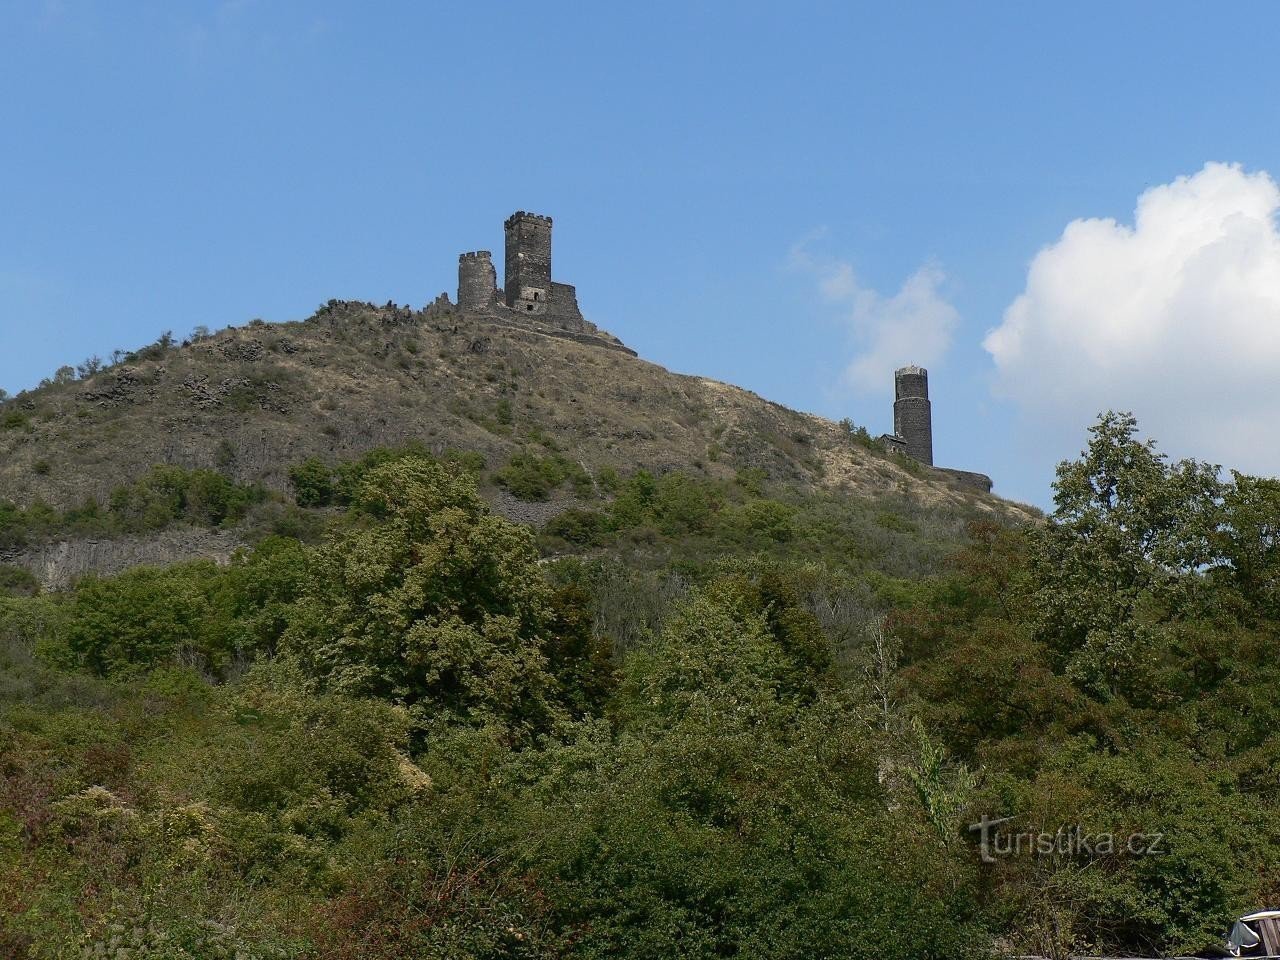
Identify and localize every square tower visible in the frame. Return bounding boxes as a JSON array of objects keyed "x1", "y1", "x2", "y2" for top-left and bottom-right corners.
[{"x1": 504, "y1": 212, "x2": 552, "y2": 314}]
